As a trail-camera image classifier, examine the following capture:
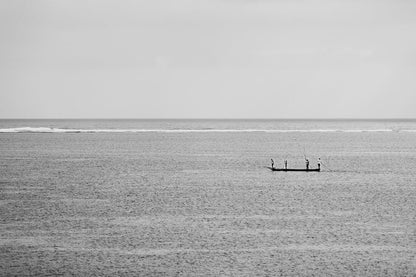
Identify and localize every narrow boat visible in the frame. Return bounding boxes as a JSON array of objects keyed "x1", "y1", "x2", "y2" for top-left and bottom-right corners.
[{"x1": 267, "y1": 167, "x2": 320, "y2": 172}]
